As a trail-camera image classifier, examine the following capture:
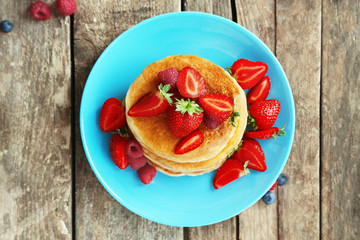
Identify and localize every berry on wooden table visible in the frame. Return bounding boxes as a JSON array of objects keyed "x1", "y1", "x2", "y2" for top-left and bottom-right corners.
[
  {"x1": 262, "y1": 191, "x2": 276, "y2": 205},
  {"x1": 1, "y1": 20, "x2": 13, "y2": 33},
  {"x1": 277, "y1": 173, "x2": 288, "y2": 186},
  {"x1": 56, "y1": 0, "x2": 77, "y2": 16},
  {"x1": 30, "y1": 1, "x2": 51, "y2": 21}
]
